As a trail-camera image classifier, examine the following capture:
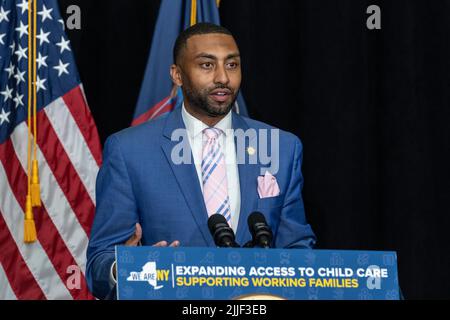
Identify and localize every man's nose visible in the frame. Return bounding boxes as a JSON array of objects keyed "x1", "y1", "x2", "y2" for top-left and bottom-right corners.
[{"x1": 214, "y1": 65, "x2": 230, "y2": 85}]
